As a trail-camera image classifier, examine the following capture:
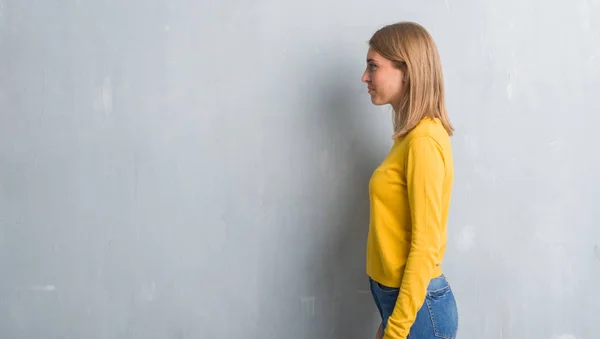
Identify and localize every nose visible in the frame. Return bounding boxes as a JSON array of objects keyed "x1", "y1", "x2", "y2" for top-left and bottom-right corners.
[{"x1": 361, "y1": 69, "x2": 369, "y2": 83}]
